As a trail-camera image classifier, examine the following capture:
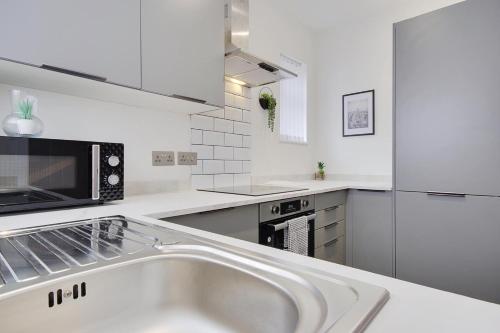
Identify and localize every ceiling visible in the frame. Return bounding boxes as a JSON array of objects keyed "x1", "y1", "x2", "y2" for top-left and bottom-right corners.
[{"x1": 269, "y1": 0, "x2": 459, "y2": 32}]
